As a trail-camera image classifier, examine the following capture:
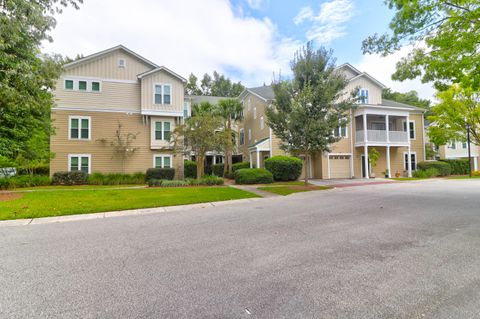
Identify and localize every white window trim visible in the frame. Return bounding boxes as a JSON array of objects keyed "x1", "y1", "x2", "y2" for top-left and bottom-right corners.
[
  {"x1": 260, "y1": 116, "x2": 264, "y2": 129},
  {"x1": 332, "y1": 126, "x2": 348, "y2": 138},
  {"x1": 359, "y1": 88, "x2": 369, "y2": 104},
  {"x1": 248, "y1": 128, "x2": 252, "y2": 141},
  {"x1": 153, "y1": 154, "x2": 173, "y2": 168},
  {"x1": 253, "y1": 107, "x2": 257, "y2": 119},
  {"x1": 403, "y1": 151, "x2": 417, "y2": 171},
  {"x1": 247, "y1": 98, "x2": 251, "y2": 112},
  {"x1": 409, "y1": 120, "x2": 416, "y2": 140},
  {"x1": 239, "y1": 128, "x2": 245, "y2": 145},
  {"x1": 153, "y1": 120, "x2": 173, "y2": 141},
  {"x1": 118, "y1": 58, "x2": 126, "y2": 68},
  {"x1": 153, "y1": 83, "x2": 173, "y2": 105},
  {"x1": 68, "y1": 115, "x2": 91, "y2": 140},
  {"x1": 68, "y1": 154, "x2": 91, "y2": 174},
  {"x1": 63, "y1": 78, "x2": 102, "y2": 93}
]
